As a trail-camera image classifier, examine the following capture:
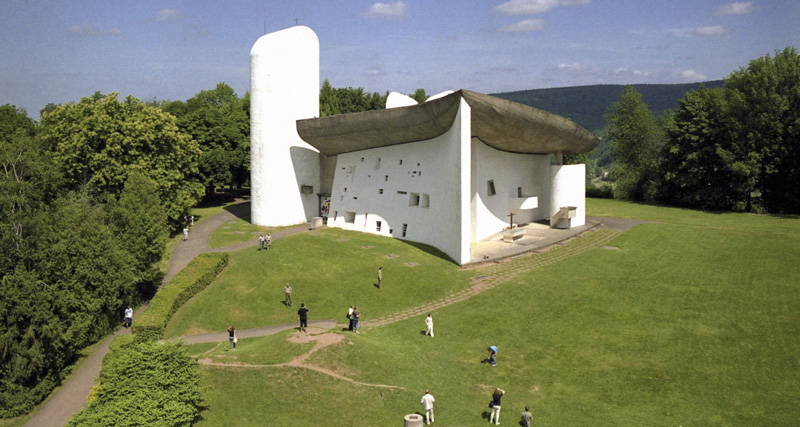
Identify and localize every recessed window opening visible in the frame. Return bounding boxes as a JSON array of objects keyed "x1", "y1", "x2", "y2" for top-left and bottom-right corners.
[
  {"x1": 344, "y1": 211, "x2": 356, "y2": 224},
  {"x1": 417, "y1": 163, "x2": 420, "y2": 166},
  {"x1": 402, "y1": 223, "x2": 408, "y2": 238},
  {"x1": 384, "y1": 175, "x2": 389, "y2": 182},
  {"x1": 376, "y1": 221, "x2": 382, "y2": 232},
  {"x1": 487, "y1": 180, "x2": 496, "y2": 196},
  {"x1": 379, "y1": 189, "x2": 384, "y2": 194},
  {"x1": 421, "y1": 194, "x2": 430, "y2": 208},
  {"x1": 334, "y1": 211, "x2": 338, "y2": 220},
  {"x1": 353, "y1": 197, "x2": 358, "y2": 200},
  {"x1": 301, "y1": 185, "x2": 313, "y2": 194},
  {"x1": 518, "y1": 186, "x2": 523, "y2": 197},
  {"x1": 409, "y1": 193, "x2": 420, "y2": 206},
  {"x1": 344, "y1": 187, "x2": 347, "y2": 192},
  {"x1": 374, "y1": 157, "x2": 381, "y2": 170},
  {"x1": 399, "y1": 159, "x2": 403, "y2": 165},
  {"x1": 361, "y1": 157, "x2": 365, "y2": 162},
  {"x1": 397, "y1": 190, "x2": 407, "y2": 195}
]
